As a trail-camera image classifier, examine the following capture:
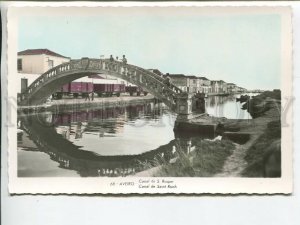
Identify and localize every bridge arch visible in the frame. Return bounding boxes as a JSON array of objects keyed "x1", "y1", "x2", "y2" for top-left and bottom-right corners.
[
  {"x1": 19, "y1": 58, "x2": 189, "y2": 113},
  {"x1": 19, "y1": 114, "x2": 180, "y2": 177}
]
